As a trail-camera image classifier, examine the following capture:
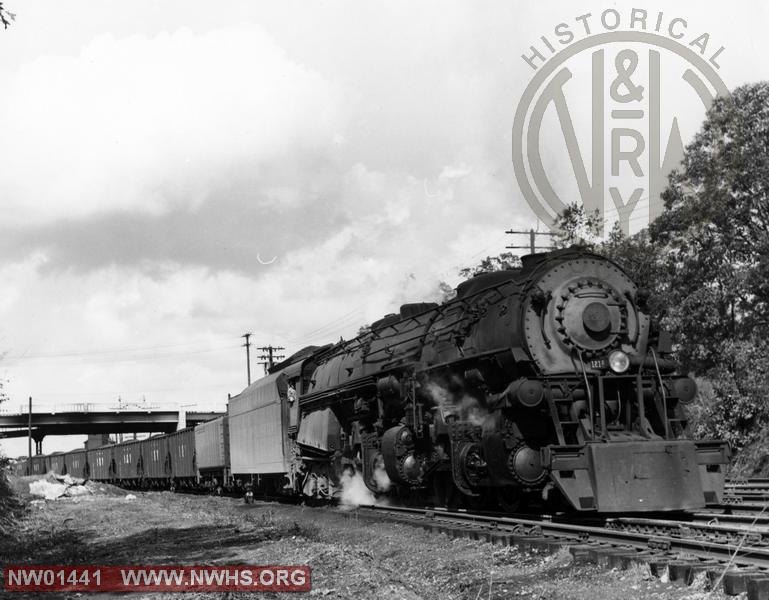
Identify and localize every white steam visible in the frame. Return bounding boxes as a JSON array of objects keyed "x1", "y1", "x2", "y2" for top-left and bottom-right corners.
[
  {"x1": 373, "y1": 464, "x2": 392, "y2": 492},
  {"x1": 339, "y1": 471, "x2": 376, "y2": 508},
  {"x1": 459, "y1": 394, "x2": 488, "y2": 427},
  {"x1": 423, "y1": 378, "x2": 489, "y2": 426},
  {"x1": 339, "y1": 466, "x2": 392, "y2": 508}
]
